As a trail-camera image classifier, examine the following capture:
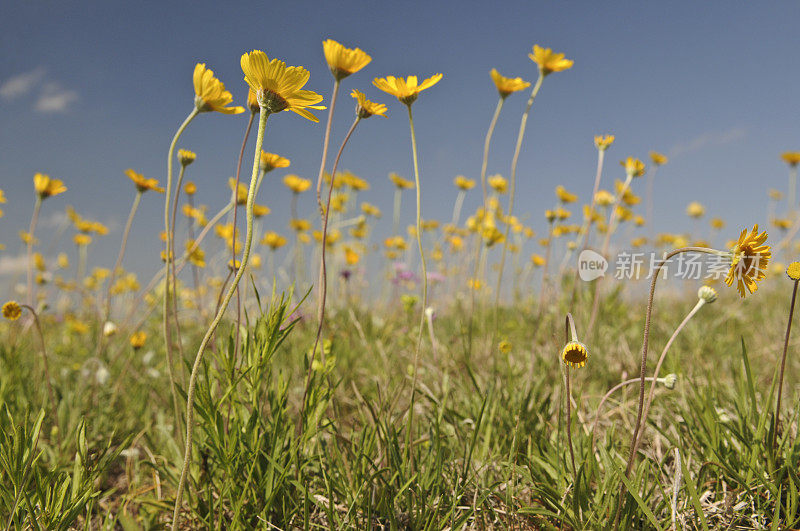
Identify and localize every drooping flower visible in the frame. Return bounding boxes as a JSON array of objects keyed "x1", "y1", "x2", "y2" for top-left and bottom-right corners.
[
  {"x1": 240, "y1": 50, "x2": 325, "y2": 121},
  {"x1": 125, "y1": 169, "x2": 164, "y2": 193},
  {"x1": 725, "y1": 225, "x2": 771, "y2": 297},
  {"x1": 561, "y1": 340, "x2": 588, "y2": 368},
  {"x1": 193, "y1": 63, "x2": 244, "y2": 115},
  {"x1": 351, "y1": 89, "x2": 387, "y2": 118},
  {"x1": 373, "y1": 74, "x2": 443, "y2": 105},
  {"x1": 2, "y1": 301, "x2": 21, "y2": 320},
  {"x1": 489, "y1": 68, "x2": 530, "y2": 98},
  {"x1": 528, "y1": 45, "x2": 574, "y2": 76},
  {"x1": 323, "y1": 39, "x2": 372, "y2": 81}
]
